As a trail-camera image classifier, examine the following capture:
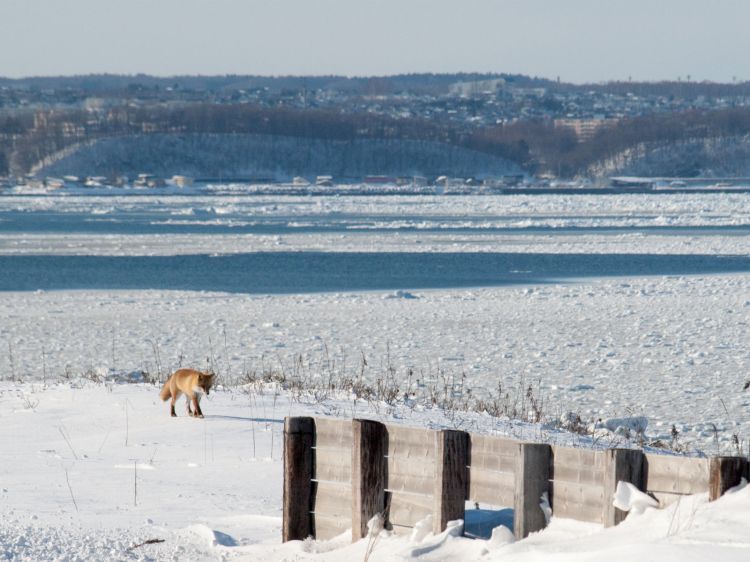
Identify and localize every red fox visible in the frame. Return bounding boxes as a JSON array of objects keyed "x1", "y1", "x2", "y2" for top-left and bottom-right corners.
[{"x1": 159, "y1": 369, "x2": 216, "y2": 418}]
